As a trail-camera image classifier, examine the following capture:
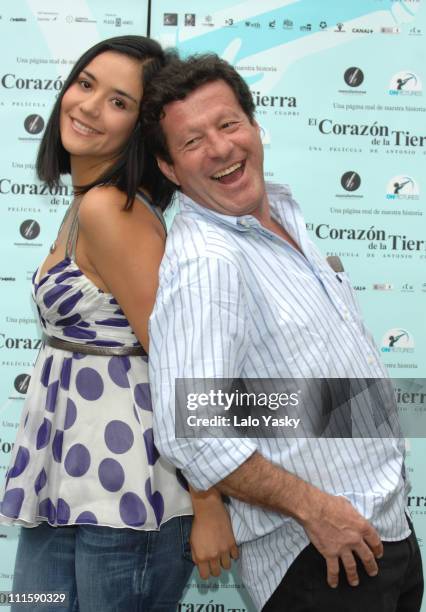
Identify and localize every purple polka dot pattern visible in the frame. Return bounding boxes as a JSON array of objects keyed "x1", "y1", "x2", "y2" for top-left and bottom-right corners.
[
  {"x1": 64, "y1": 399, "x2": 77, "y2": 430},
  {"x1": 52, "y1": 430, "x2": 64, "y2": 463},
  {"x1": 143, "y1": 429, "x2": 159, "y2": 466},
  {"x1": 95, "y1": 318, "x2": 129, "y2": 327},
  {"x1": 75, "y1": 368, "x2": 103, "y2": 401},
  {"x1": 58, "y1": 290, "x2": 84, "y2": 316},
  {"x1": 145, "y1": 478, "x2": 164, "y2": 526},
  {"x1": 60, "y1": 358, "x2": 72, "y2": 390},
  {"x1": 43, "y1": 284, "x2": 72, "y2": 309},
  {"x1": 48, "y1": 258, "x2": 71, "y2": 274},
  {"x1": 57, "y1": 498, "x2": 70, "y2": 524},
  {"x1": 64, "y1": 444, "x2": 91, "y2": 477},
  {"x1": 56, "y1": 313, "x2": 81, "y2": 327},
  {"x1": 1, "y1": 488, "x2": 25, "y2": 518},
  {"x1": 10, "y1": 256, "x2": 183, "y2": 529},
  {"x1": 40, "y1": 355, "x2": 53, "y2": 387},
  {"x1": 45, "y1": 380, "x2": 59, "y2": 413},
  {"x1": 87, "y1": 340, "x2": 124, "y2": 347},
  {"x1": 34, "y1": 468, "x2": 47, "y2": 495},
  {"x1": 134, "y1": 383, "x2": 152, "y2": 411},
  {"x1": 108, "y1": 356, "x2": 131, "y2": 388},
  {"x1": 9, "y1": 446, "x2": 30, "y2": 478},
  {"x1": 104, "y1": 421, "x2": 134, "y2": 454},
  {"x1": 55, "y1": 269, "x2": 83, "y2": 284},
  {"x1": 64, "y1": 326, "x2": 96, "y2": 340},
  {"x1": 98, "y1": 458, "x2": 125, "y2": 492},
  {"x1": 119, "y1": 492, "x2": 147, "y2": 527},
  {"x1": 38, "y1": 498, "x2": 56, "y2": 523},
  {"x1": 75, "y1": 511, "x2": 98, "y2": 524},
  {"x1": 36, "y1": 418, "x2": 52, "y2": 450}
]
